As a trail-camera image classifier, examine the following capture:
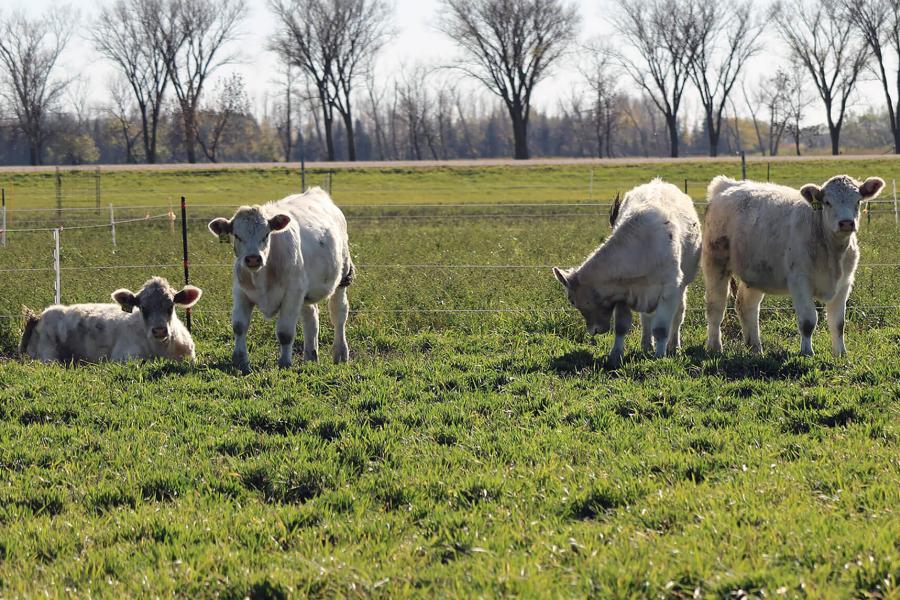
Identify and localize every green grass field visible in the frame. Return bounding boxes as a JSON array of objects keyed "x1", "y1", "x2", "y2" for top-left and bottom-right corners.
[{"x1": 0, "y1": 161, "x2": 897, "y2": 597}]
